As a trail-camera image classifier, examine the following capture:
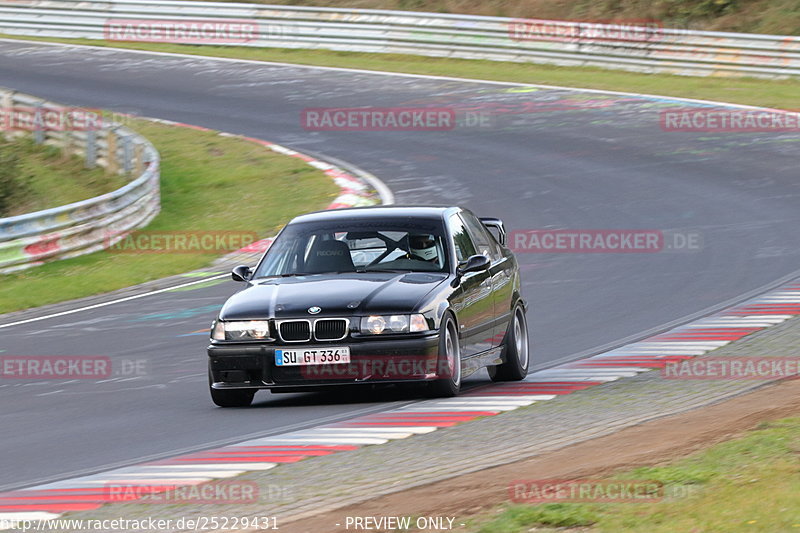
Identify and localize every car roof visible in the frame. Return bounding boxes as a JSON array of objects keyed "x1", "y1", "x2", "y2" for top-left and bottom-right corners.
[{"x1": 289, "y1": 205, "x2": 461, "y2": 224}]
